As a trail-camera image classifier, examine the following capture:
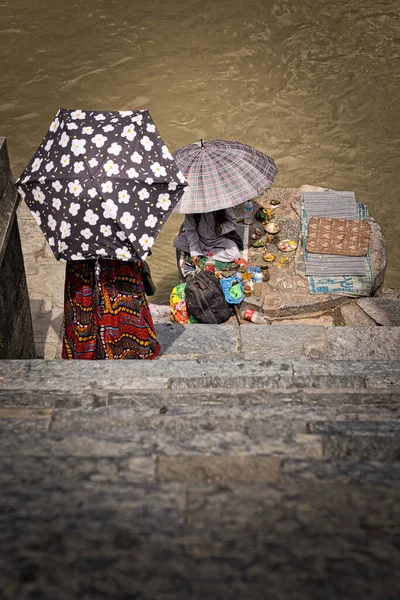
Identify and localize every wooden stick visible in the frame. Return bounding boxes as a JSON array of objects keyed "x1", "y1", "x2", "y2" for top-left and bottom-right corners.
[{"x1": 234, "y1": 304, "x2": 241, "y2": 326}]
